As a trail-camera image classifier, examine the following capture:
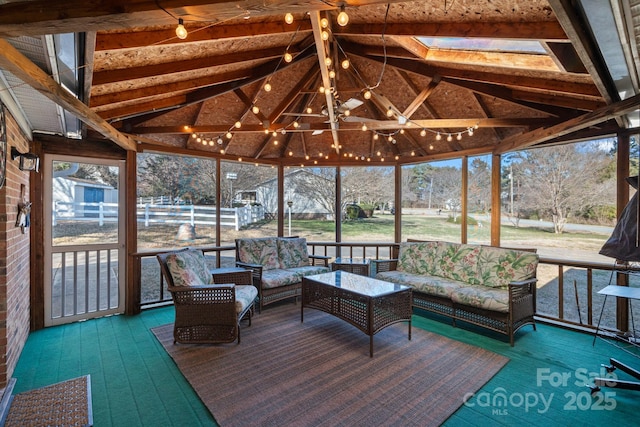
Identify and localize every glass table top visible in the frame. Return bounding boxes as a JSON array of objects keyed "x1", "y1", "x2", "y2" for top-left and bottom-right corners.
[{"x1": 305, "y1": 270, "x2": 408, "y2": 297}]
